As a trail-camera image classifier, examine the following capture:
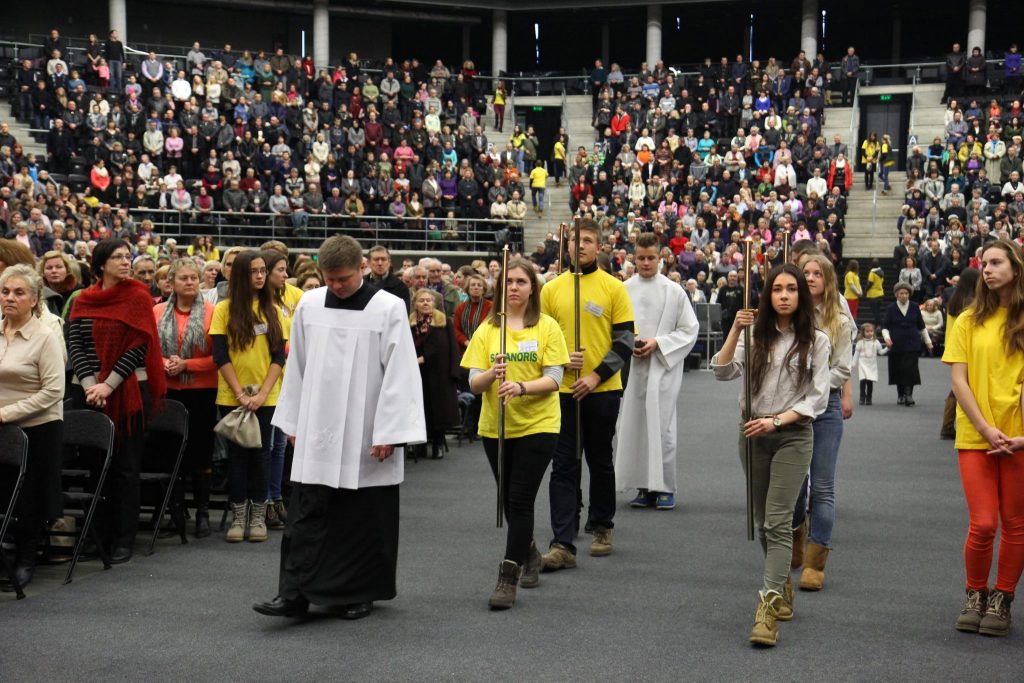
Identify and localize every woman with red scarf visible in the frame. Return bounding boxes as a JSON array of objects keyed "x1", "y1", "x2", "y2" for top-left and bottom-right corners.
[{"x1": 68, "y1": 239, "x2": 166, "y2": 564}]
